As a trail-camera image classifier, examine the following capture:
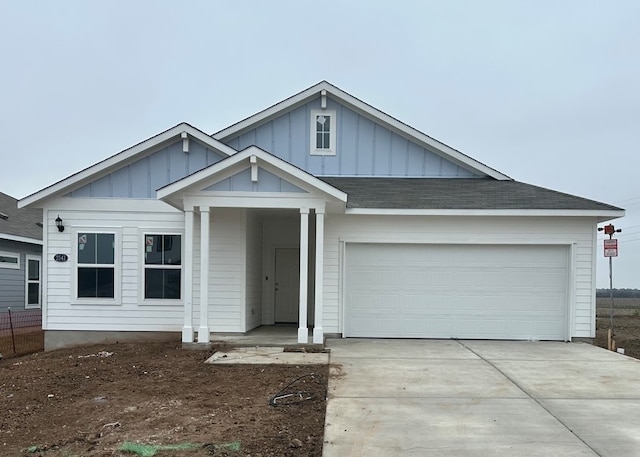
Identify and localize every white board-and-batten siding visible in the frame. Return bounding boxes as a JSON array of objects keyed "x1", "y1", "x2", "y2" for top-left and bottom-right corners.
[{"x1": 321, "y1": 215, "x2": 598, "y2": 339}]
